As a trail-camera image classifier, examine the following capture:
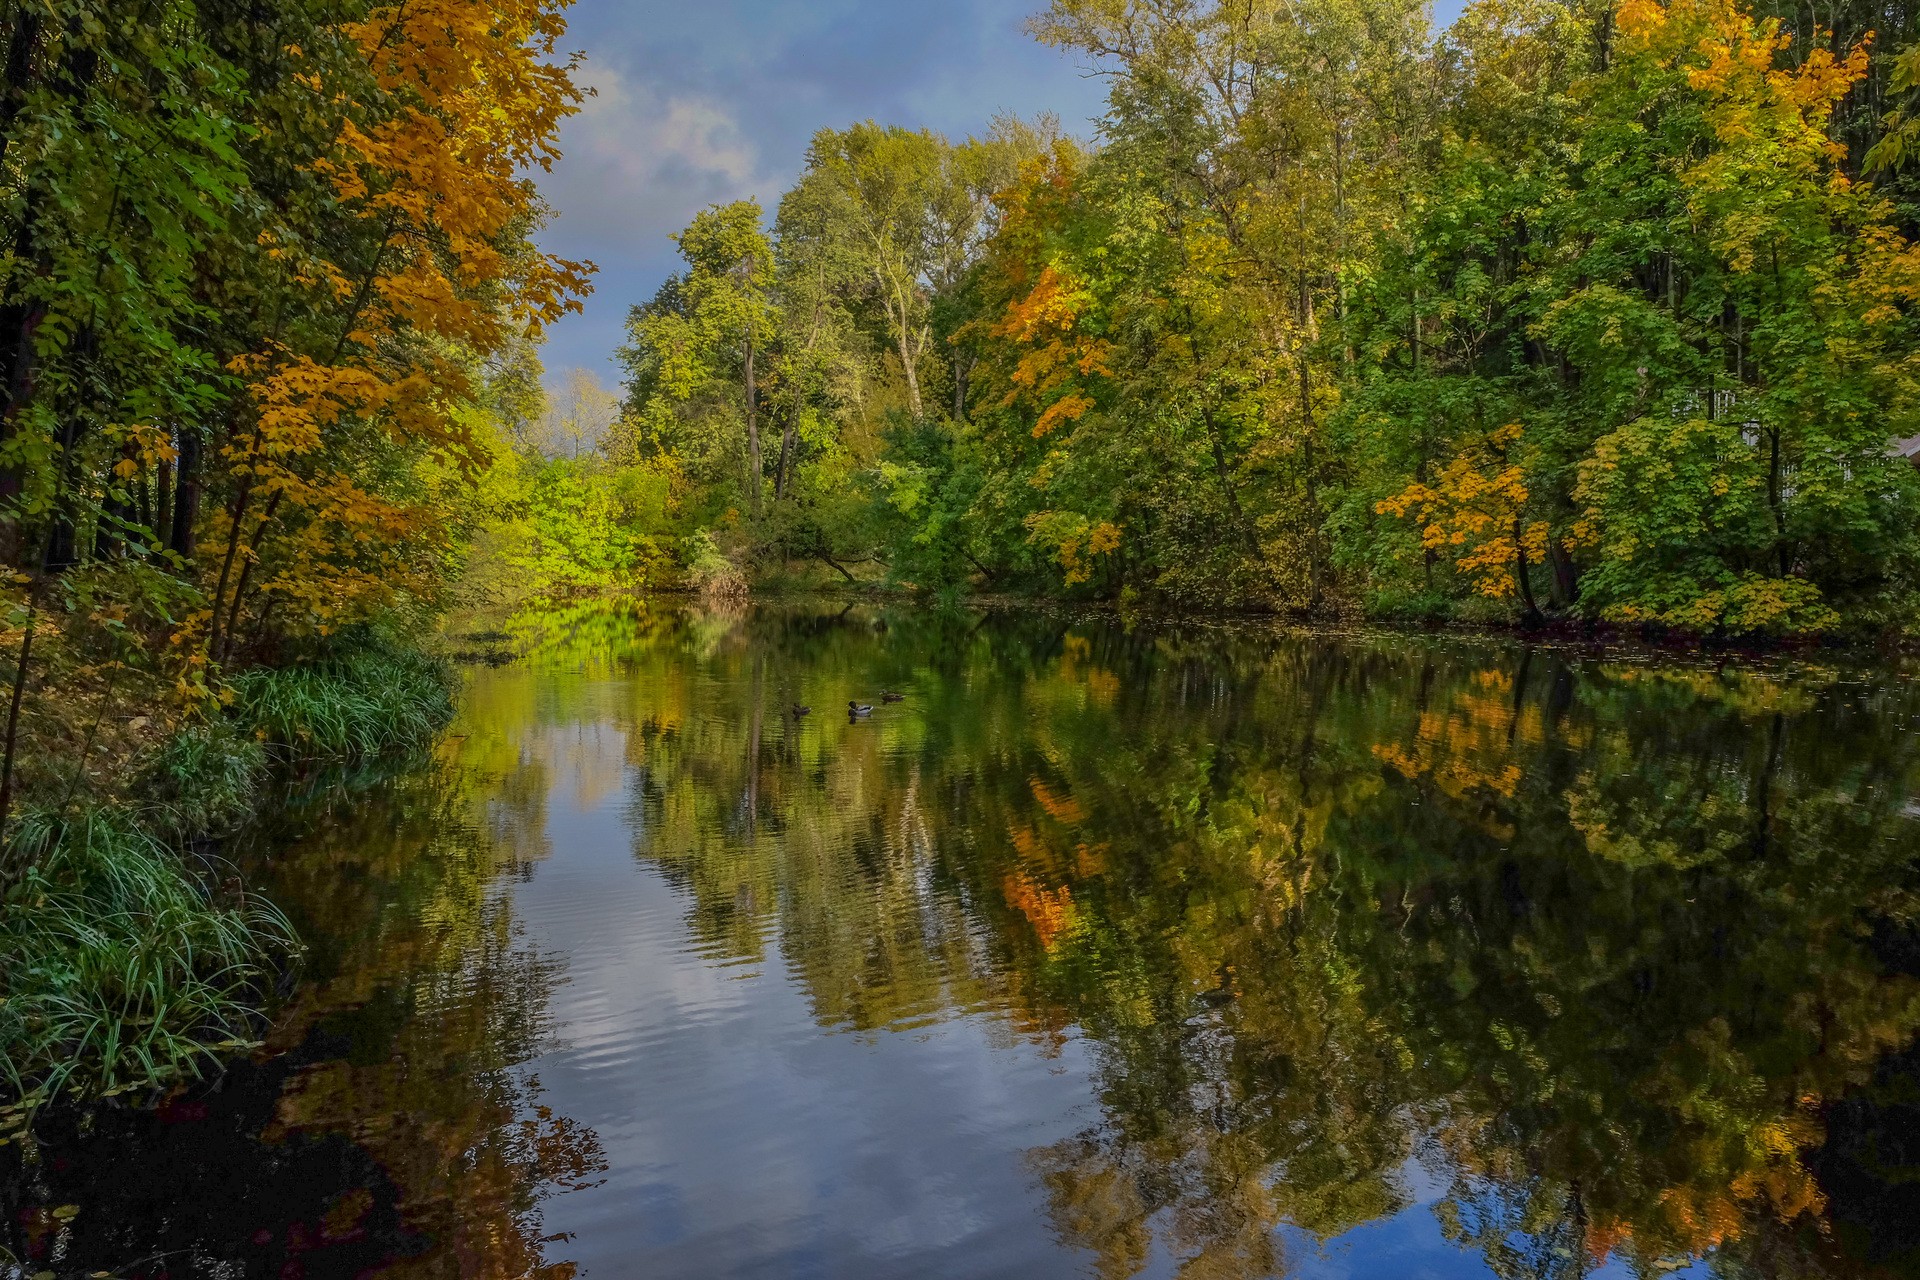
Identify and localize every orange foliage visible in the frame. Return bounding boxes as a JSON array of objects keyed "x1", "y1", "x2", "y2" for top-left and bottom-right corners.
[
  {"x1": 1378, "y1": 425, "x2": 1551, "y2": 598},
  {"x1": 994, "y1": 265, "x2": 1114, "y2": 438},
  {"x1": 215, "y1": 0, "x2": 593, "y2": 650},
  {"x1": 1004, "y1": 869, "x2": 1078, "y2": 951},
  {"x1": 1031, "y1": 776, "x2": 1088, "y2": 826}
]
